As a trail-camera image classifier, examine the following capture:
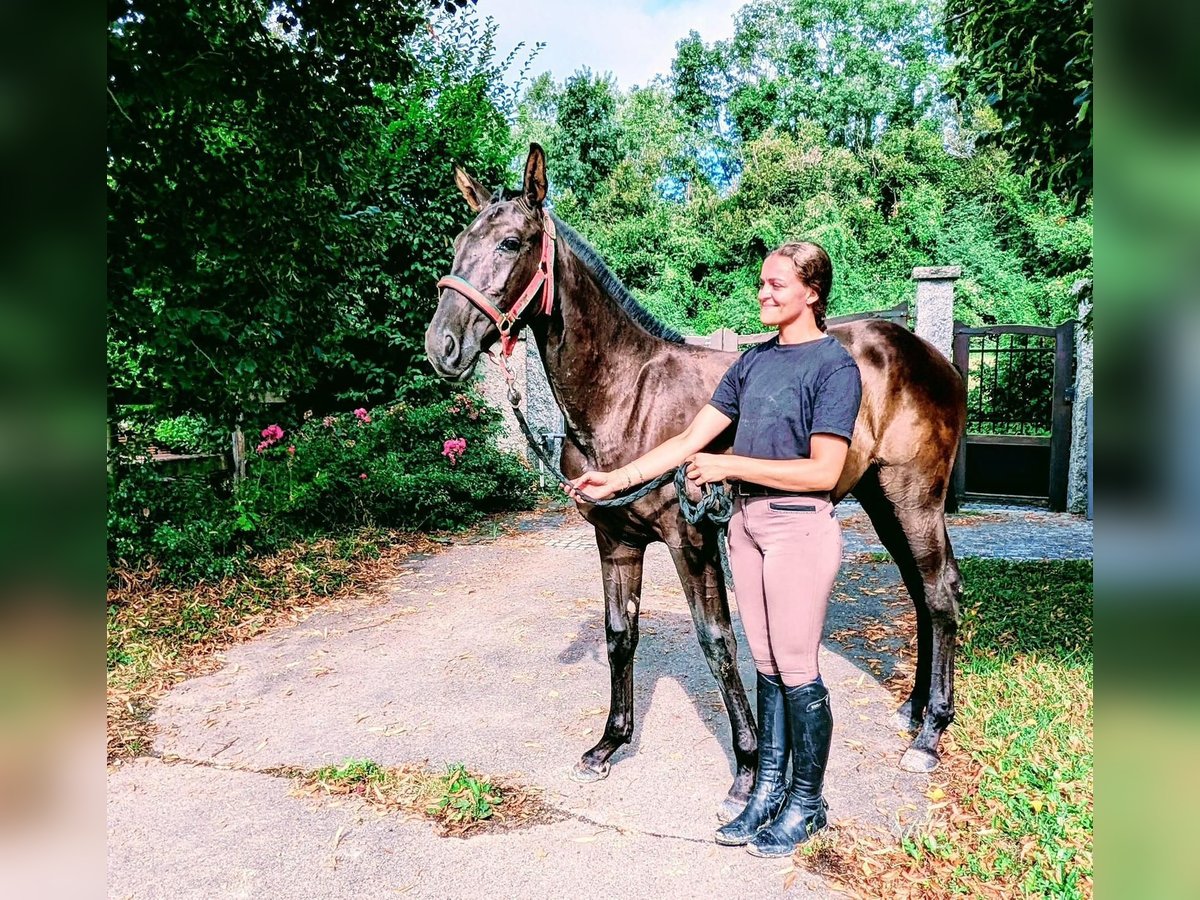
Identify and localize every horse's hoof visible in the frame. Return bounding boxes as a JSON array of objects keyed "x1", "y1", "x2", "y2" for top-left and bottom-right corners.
[
  {"x1": 716, "y1": 795, "x2": 747, "y2": 824},
  {"x1": 892, "y1": 711, "x2": 921, "y2": 733},
  {"x1": 570, "y1": 760, "x2": 610, "y2": 783},
  {"x1": 899, "y1": 747, "x2": 940, "y2": 773}
]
